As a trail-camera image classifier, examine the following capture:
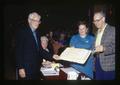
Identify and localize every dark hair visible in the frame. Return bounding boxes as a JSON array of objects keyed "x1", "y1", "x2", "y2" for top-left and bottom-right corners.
[
  {"x1": 77, "y1": 20, "x2": 88, "y2": 28},
  {"x1": 93, "y1": 4, "x2": 106, "y2": 17}
]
